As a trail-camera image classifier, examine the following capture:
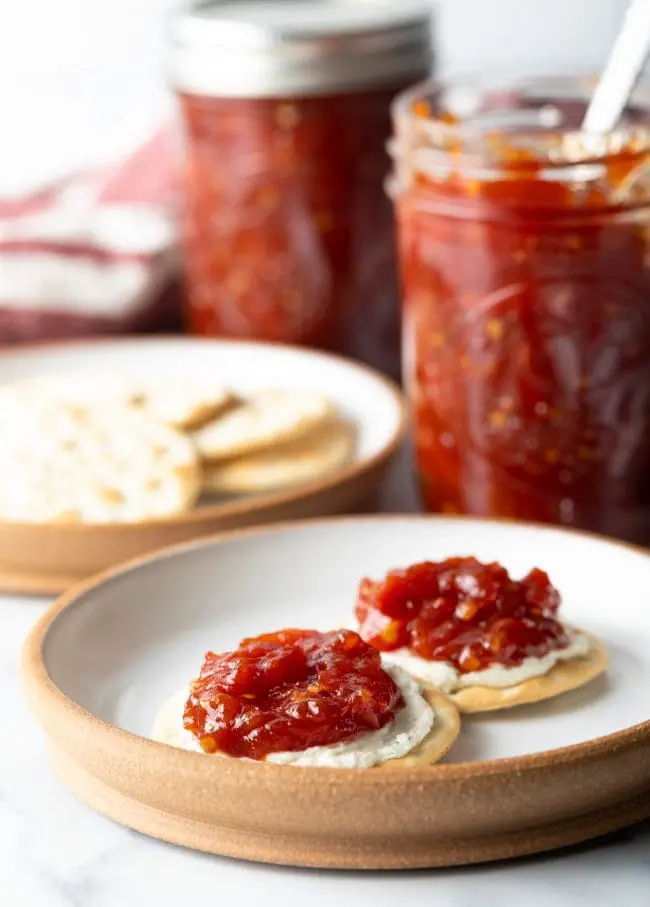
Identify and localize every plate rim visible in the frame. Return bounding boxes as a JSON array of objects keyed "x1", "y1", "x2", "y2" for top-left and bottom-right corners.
[
  {"x1": 0, "y1": 336, "x2": 406, "y2": 531},
  {"x1": 21, "y1": 512, "x2": 650, "y2": 782}
]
